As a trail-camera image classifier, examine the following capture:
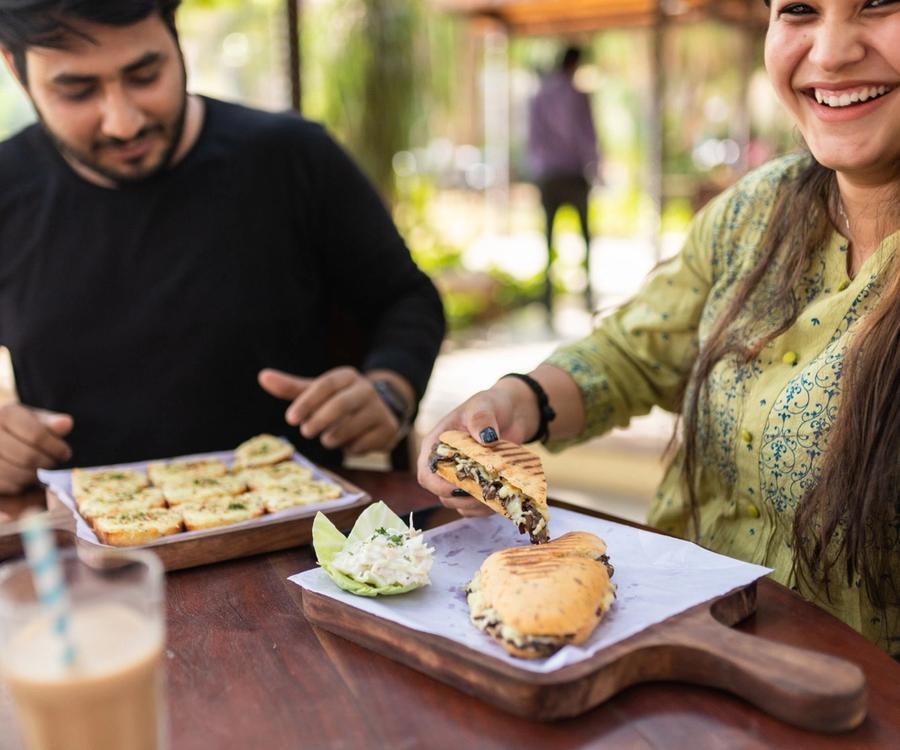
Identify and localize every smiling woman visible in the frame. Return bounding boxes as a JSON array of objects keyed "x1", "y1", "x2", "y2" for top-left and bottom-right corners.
[
  {"x1": 418, "y1": 0, "x2": 900, "y2": 655},
  {"x1": 764, "y1": 0, "x2": 900, "y2": 191},
  {"x1": 675, "y1": 0, "x2": 900, "y2": 648}
]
